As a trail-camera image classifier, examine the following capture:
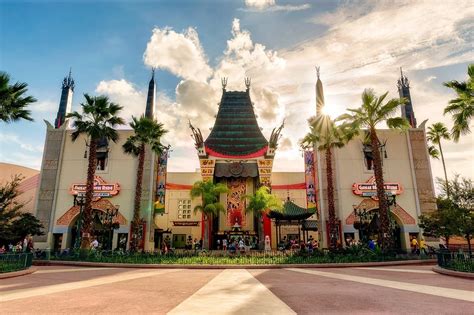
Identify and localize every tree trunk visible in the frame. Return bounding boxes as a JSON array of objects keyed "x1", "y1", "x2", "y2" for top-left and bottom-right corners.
[
  {"x1": 438, "y1": 141, "x2": 450, "y2": 198},
  {"x1": 130, "y1": 144, "x2": 145, "y2": 252},
  {"x1": 203, "y1": 214, "x2": 211, "y2": 250},
  {"x1": 370, "y1": 128, "x2": 390, "y2": 251},
  {"x1": 81, "y1": 139, "x2": 97, "y2": 250},
  {"x1": 326, "y1": 148, "x2": 338, "y2": 249},
  {"x1": 467, "y1": 234, "x2": 472, "y2": 258}
]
